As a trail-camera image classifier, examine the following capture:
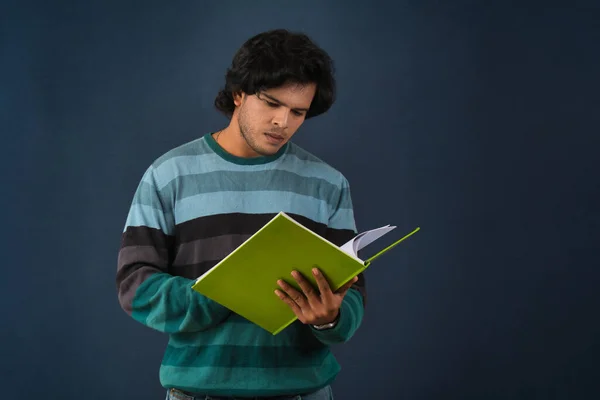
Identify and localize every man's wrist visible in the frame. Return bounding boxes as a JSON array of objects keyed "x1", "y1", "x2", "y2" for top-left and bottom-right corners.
[{"x1": 312, "y1": 311, "x2": 340, "y2": 330}]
